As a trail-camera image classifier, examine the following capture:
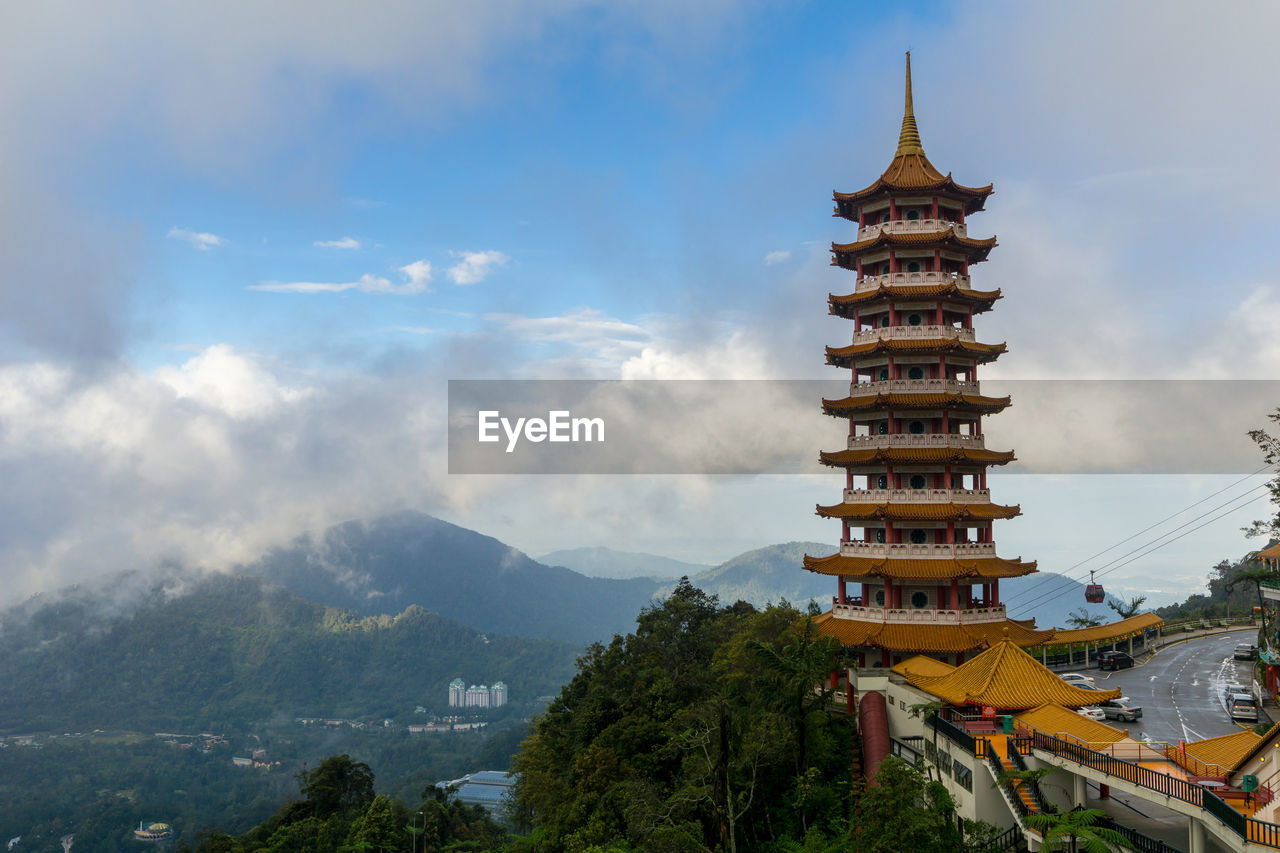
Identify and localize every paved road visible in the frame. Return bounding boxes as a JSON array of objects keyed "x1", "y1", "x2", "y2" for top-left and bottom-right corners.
[{"x1": 1062, "y1": 629, "x2": 1263, "y2": 745}]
